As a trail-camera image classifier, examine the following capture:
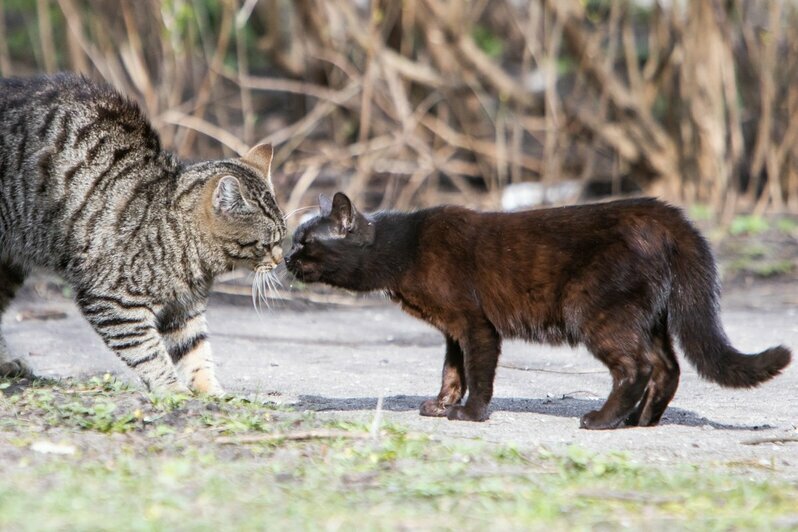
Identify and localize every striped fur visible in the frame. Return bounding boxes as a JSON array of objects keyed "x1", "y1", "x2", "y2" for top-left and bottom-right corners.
[{"x1": 0, "y1": 74, "x2": 285, "y2": 393}]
